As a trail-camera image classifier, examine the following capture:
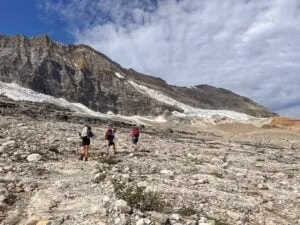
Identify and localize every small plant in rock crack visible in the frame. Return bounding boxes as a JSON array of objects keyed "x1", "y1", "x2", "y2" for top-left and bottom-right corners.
[
  {"x1": 204, "y1": 214, "x2": 231, "y2": 225},
  {"x1": 188, "y1": 156, "x2": 204, "y2": 165},
  {"x1": 99, "y1": 156, "x2": 121, "y2": 165},
  {"x1": 254, "y1": 142, "x2": 264, "y2": 149},
  {"x1": 48, "y1": 145, "x2": 60, "y2": 153},
  {"x1": 213, "y1": 220, "x2": 231, "y2": 225},
  {"x1": 210, "y1": 172, "x2": 225, "y2": 179},
  {"x1": 112, "y1": 179, "x2": 166, "y2": 212},
  {"x1": 177, "y1": 205, "x2": 197, "y2": 216},
  {"x1": 4, "y1": 193, "x2": 17, "y2": 206}
]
